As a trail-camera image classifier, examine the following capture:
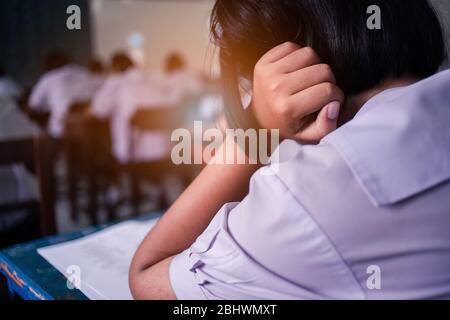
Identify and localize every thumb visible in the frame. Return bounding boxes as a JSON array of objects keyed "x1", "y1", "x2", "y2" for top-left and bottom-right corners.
[
  {"x1": 293, "y1": 100, "x2": 341, "y2": 143},
  {"x1": 315, "y1": 101, "x2": 341, "y2": 135},
  {"x1": 316, "y1": 100, "x2": 340, "y2": 137}
]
